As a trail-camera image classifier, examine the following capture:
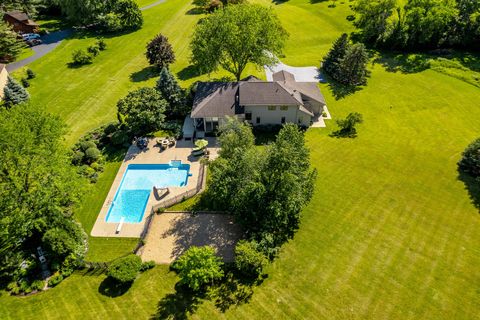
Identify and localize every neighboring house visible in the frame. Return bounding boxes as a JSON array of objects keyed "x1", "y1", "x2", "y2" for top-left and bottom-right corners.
[
  {"x1": 0, "y1": 64, "x2": 8, "y2": 99},
  {"x1": 188, "y1": 70, "x2": 326, "y2": 137},
  {"x1": 3, "y1": 11, "x2": 39, "y2": 34}
]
